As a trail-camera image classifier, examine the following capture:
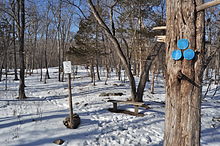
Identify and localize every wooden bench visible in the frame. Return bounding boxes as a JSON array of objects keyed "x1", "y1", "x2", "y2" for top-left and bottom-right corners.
[{"x1": 107, "y1": 100, "x2": 144, "y2": 114}]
